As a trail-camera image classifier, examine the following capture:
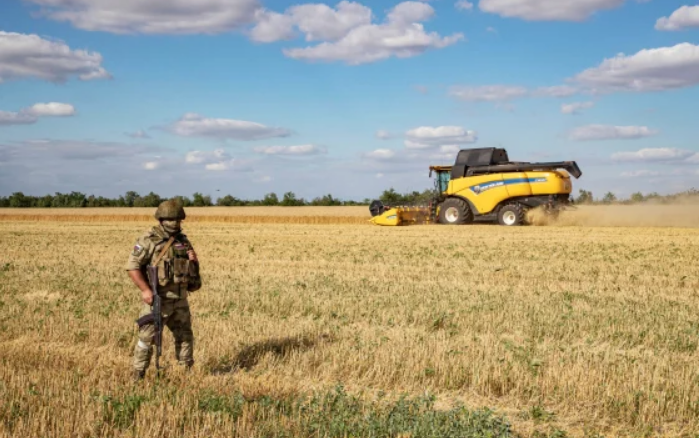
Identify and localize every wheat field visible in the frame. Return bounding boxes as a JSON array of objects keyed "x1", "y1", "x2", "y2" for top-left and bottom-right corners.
[{"x1": 1, "y1": 206, "x2": 699, "y2": 437}]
